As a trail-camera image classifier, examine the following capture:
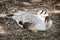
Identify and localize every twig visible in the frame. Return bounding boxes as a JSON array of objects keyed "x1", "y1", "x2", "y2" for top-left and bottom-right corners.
[
  {"x1": 56, "y1": 3, "x2": 60, "y2": 6},
  {"x1": 48, "y1": 10, "x2": 60, "y2": 13}
]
